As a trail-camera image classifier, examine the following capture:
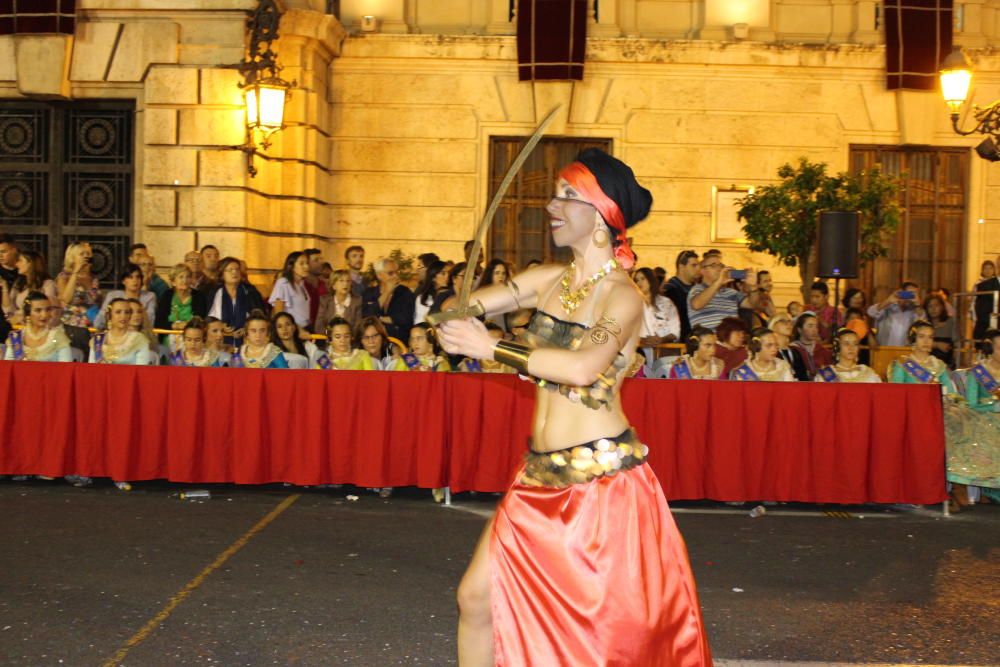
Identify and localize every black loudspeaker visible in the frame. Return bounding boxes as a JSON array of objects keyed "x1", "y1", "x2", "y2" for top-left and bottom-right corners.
[{"x1": 817, "y1": 211, "x2": 859, "y2": 279}]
